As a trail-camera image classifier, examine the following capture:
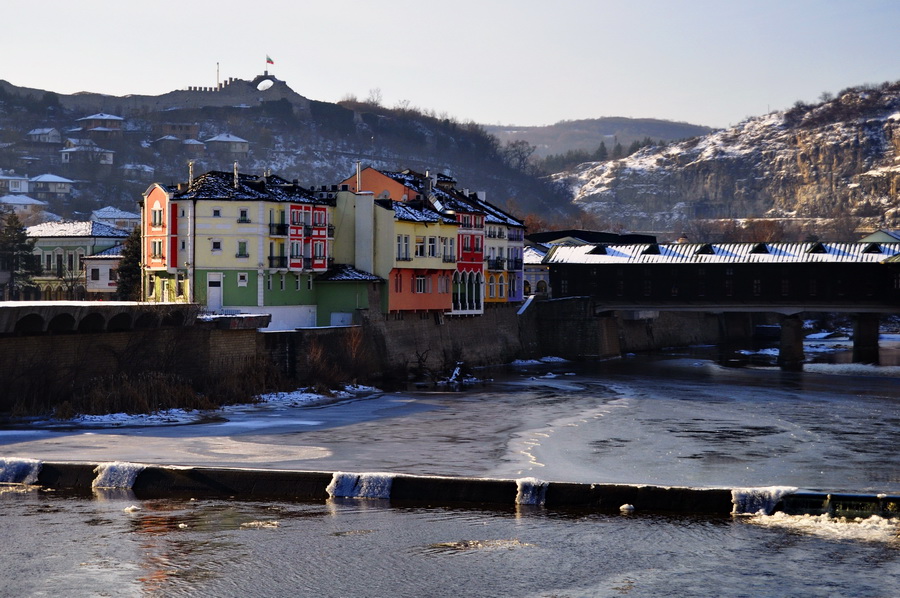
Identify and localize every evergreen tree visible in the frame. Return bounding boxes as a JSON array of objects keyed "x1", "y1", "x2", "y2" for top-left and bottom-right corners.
[
  {"x1": 612, "y1": 142, "x2": 624, "y2": 160},
  {"x1": 0, "y1": 210, "x2": 40, "y2": 300},
  {"x1": 114, "y1": 227, "x2": 142, "y2": 301},
  {"x1": 593, "y1": 141, "x2": 608, "y2": 161}
]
